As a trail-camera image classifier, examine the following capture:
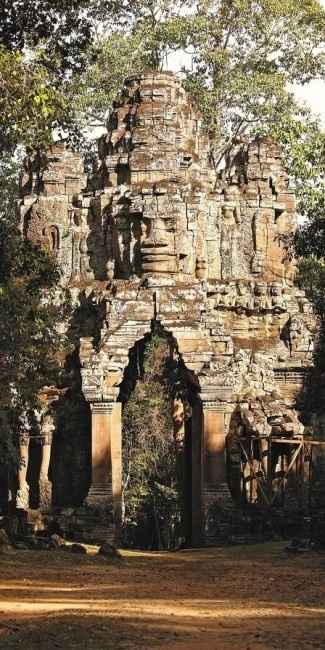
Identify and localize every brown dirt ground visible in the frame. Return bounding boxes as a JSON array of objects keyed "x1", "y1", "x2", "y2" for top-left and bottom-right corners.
[{"x1": 0, "y1": 542, "x2": 325, "y2": 650}]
